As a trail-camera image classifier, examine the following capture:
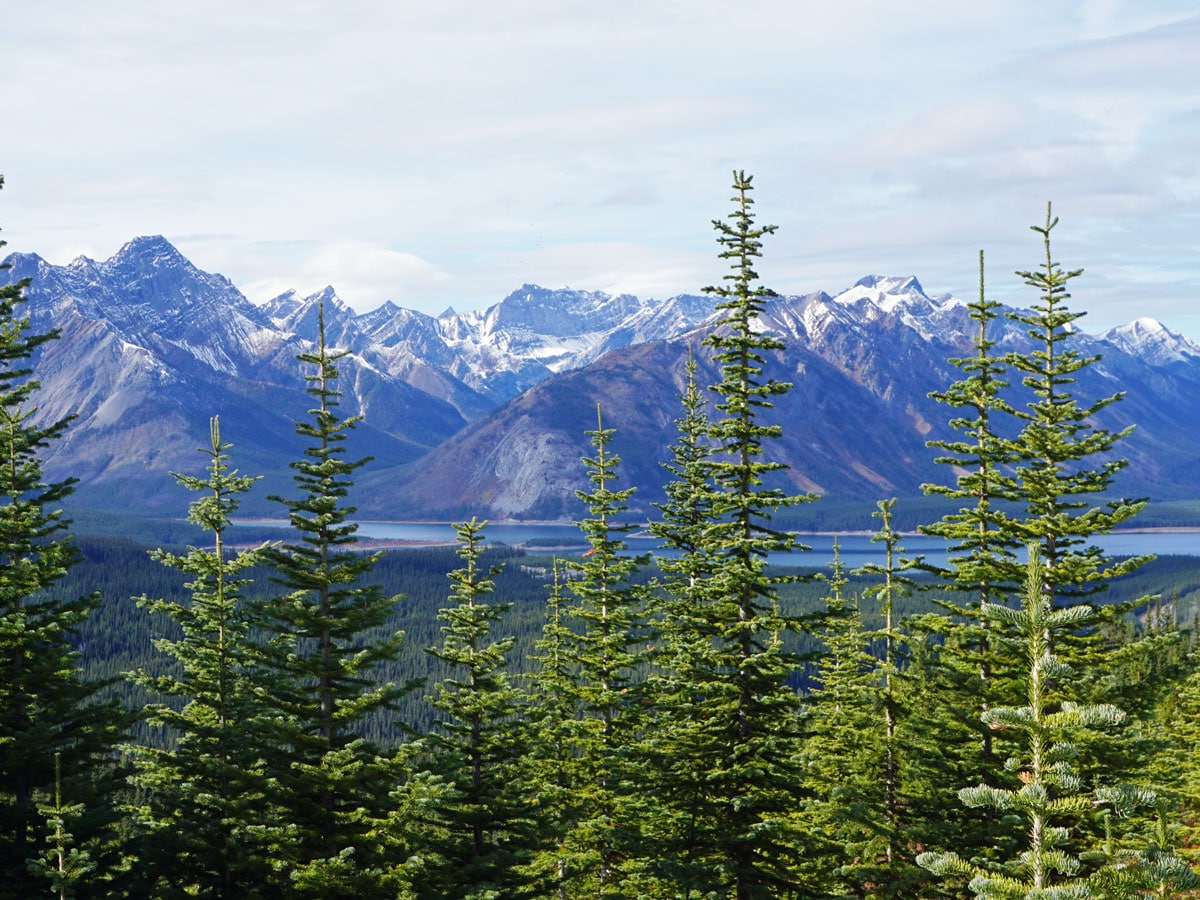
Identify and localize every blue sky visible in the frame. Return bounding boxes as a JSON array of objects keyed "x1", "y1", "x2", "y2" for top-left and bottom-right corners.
[{"x1": 5, "y1": 1, "x2": 1199, "y2": 337}]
